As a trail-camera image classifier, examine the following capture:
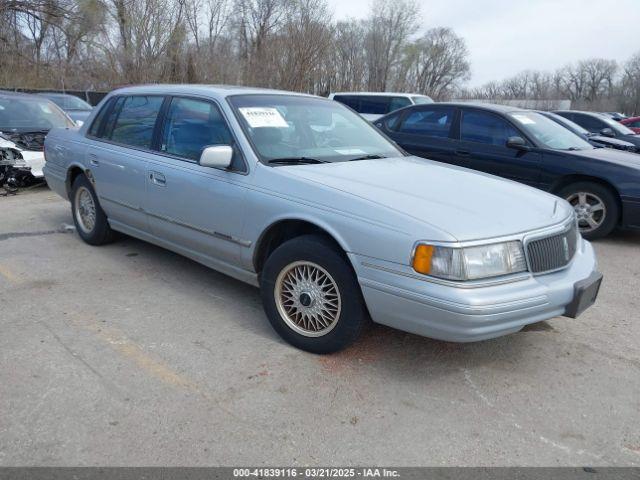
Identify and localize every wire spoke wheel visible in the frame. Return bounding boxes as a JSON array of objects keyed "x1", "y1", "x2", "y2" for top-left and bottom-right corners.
[
  {"x1": 274, "y1": 261, "x2": 342, "y2": 337},
  {"x1": 74, "y1": 186, "x2": 96, "y2": 234},
  {"x1": 566, "y1": 191, "x2": 606, "y2": 234}
]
